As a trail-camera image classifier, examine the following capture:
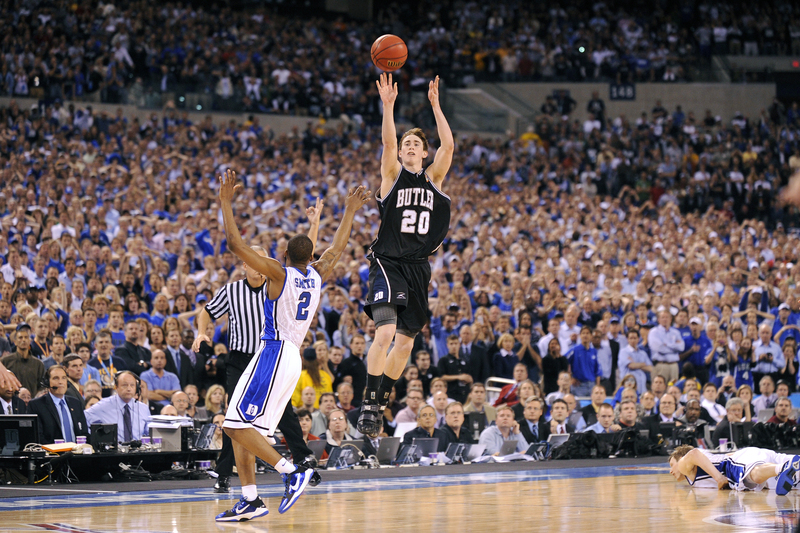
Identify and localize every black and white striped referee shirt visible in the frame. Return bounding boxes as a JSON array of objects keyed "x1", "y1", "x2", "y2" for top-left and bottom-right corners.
[{"x1": 204, "y1": 278, "x2": 266, "y2": 354}]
